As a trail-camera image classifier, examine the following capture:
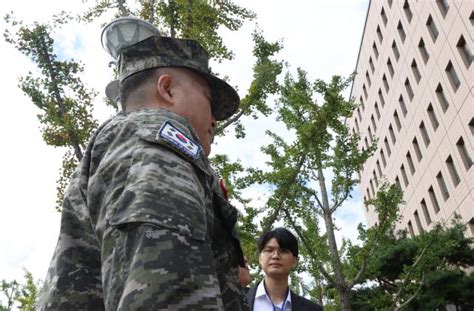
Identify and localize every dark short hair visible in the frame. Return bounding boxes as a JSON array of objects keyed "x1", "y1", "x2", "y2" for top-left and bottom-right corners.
[
  {"x1": 257, "y1": 228, "x2": 299, "y2": 257},
  {"x1": 119, "y1": 68, "x2": 160, "y2": 110}
]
